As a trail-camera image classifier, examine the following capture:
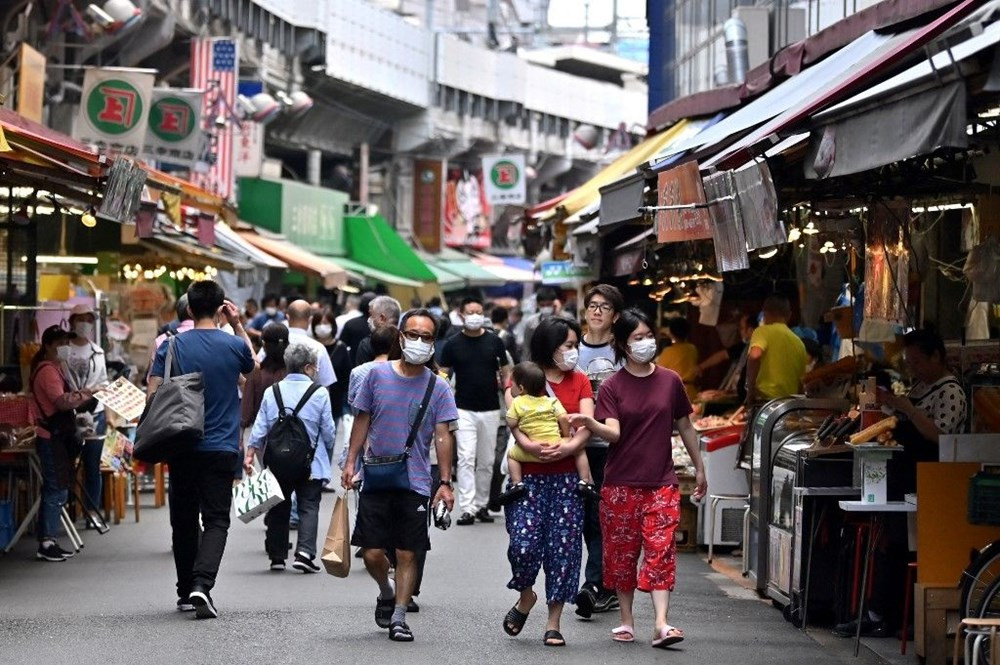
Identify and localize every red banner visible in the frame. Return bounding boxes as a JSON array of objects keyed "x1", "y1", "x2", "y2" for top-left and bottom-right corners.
[{"x1": 656, "y1": 162, "x2": 713, "y2": 243}]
